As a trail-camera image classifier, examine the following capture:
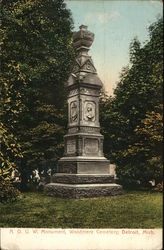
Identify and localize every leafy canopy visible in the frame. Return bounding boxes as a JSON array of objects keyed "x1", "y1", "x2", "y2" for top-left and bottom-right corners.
[
  {"x1": 0, "y1": 0, "x2": 75, "y2": 189},
  {"x1": 100, "y1": 18, "x2": 163, "y2": 188}
]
